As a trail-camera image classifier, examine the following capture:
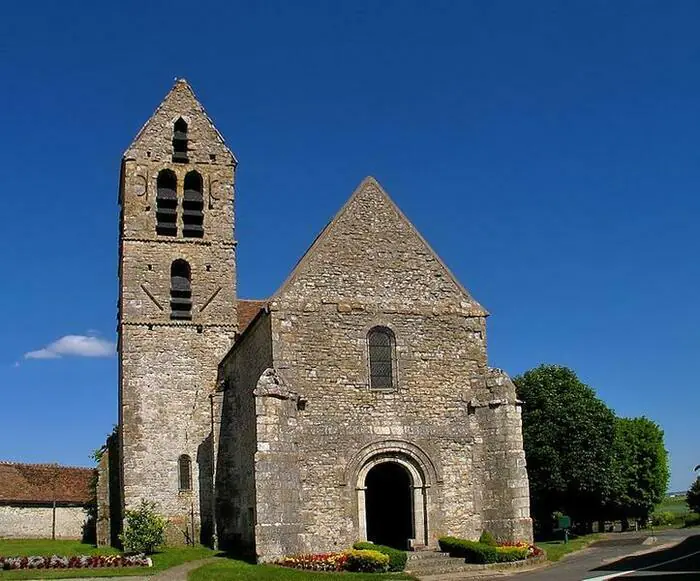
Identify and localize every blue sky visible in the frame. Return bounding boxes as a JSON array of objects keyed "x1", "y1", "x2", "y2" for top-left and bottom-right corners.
[{"x1": 0, "y1": 1, "x2": 698, "y2": 492}]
